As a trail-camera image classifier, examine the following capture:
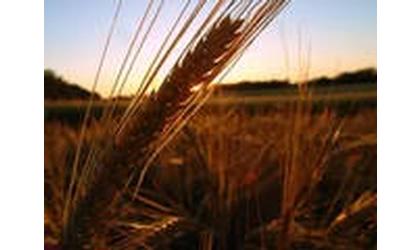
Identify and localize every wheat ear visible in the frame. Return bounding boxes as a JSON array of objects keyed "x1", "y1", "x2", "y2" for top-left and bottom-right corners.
[{"x1": 61, "y1": 16, "x2": 243, "y2": 250}]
